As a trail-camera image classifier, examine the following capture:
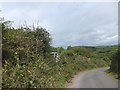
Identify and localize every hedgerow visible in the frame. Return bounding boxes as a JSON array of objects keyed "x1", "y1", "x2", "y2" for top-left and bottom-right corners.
[{"x1": 2, "y1": 20, "x2": 109, "y2": 88}]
